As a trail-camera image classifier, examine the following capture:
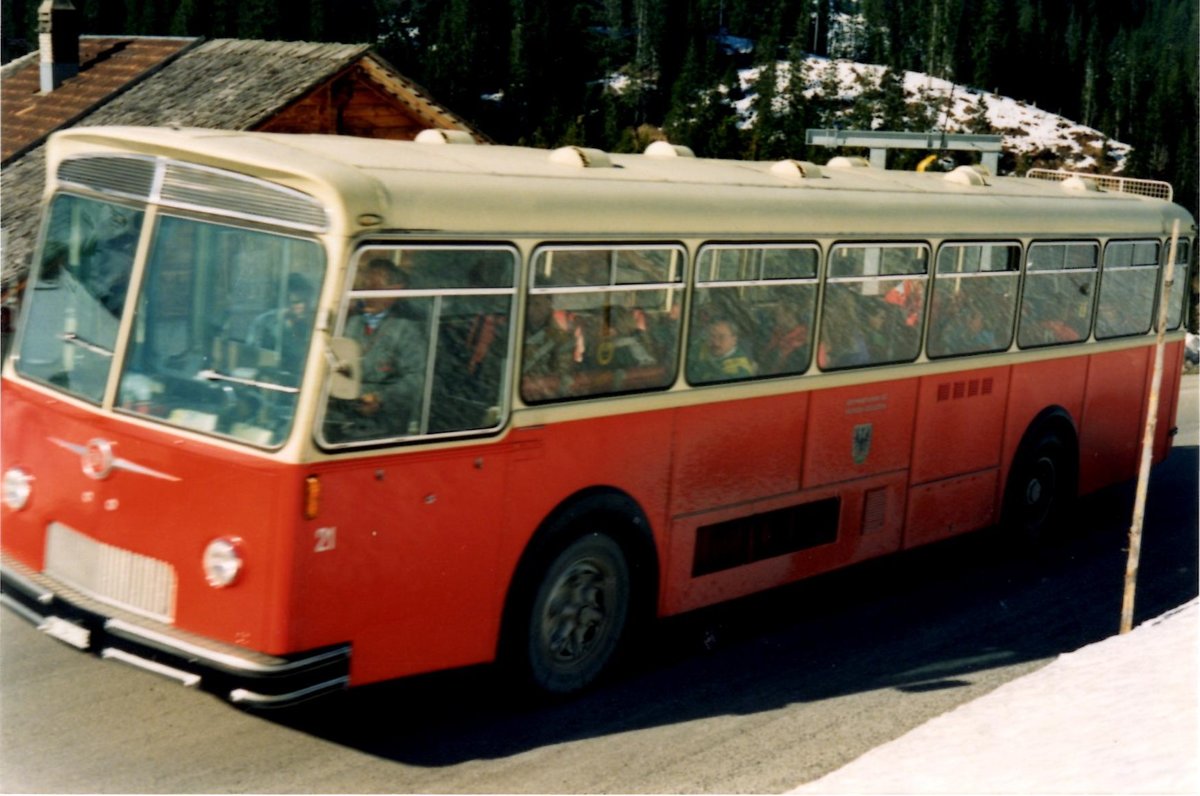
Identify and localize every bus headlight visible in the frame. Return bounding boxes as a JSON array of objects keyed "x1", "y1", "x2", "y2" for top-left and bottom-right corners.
[
  {"x1": 3, "y1": 468, "x2": 33, "y2": 510},
  {"x1": 202, "y1": 536, "x2": 244, "y2": 588}
]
